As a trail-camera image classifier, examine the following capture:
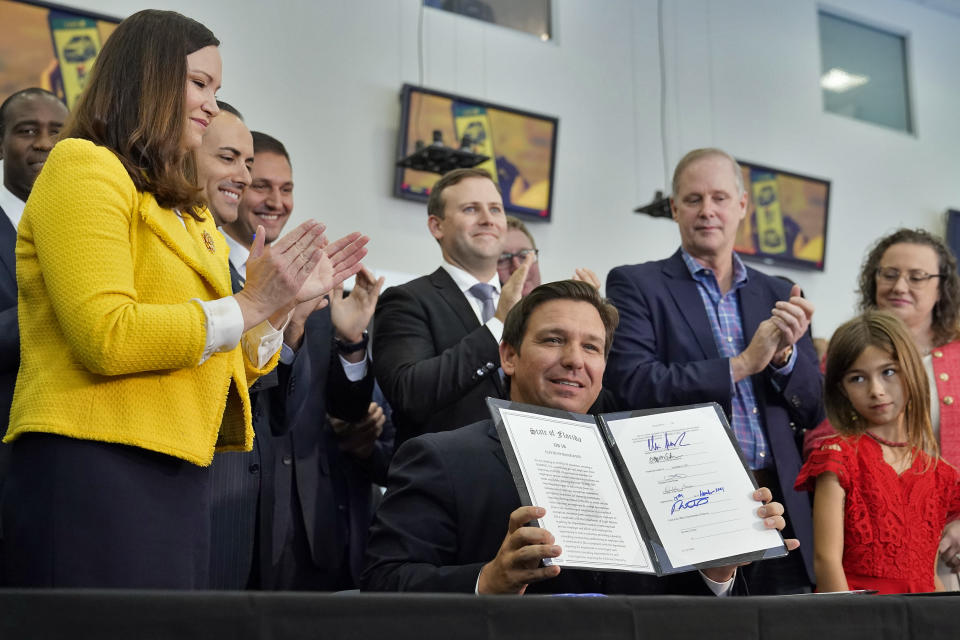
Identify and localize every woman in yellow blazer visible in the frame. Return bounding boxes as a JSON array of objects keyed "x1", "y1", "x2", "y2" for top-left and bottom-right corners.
[{"x1": 2, "y1": 10, "x2": 365, "y2": 588}]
